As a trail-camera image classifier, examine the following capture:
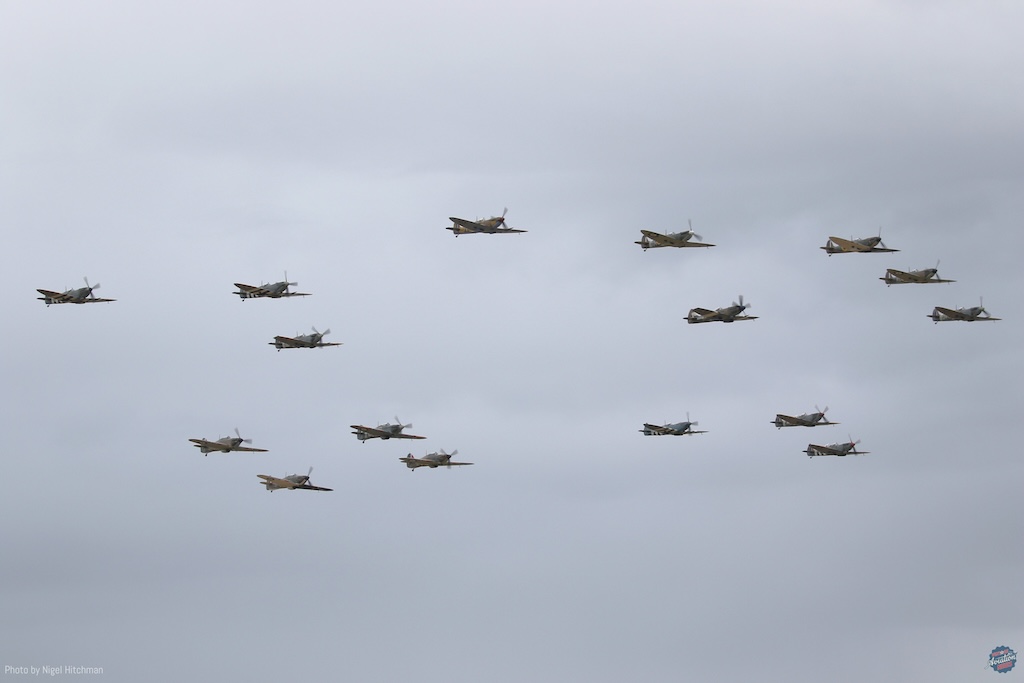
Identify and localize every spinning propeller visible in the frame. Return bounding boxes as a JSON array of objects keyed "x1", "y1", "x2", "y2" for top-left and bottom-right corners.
[
  {"x1": 687, "y1": 219, "x2": 703, "y2": 242},
  {"x1": 233, "y1": 427, "x2": 253, "y2": 445}
]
